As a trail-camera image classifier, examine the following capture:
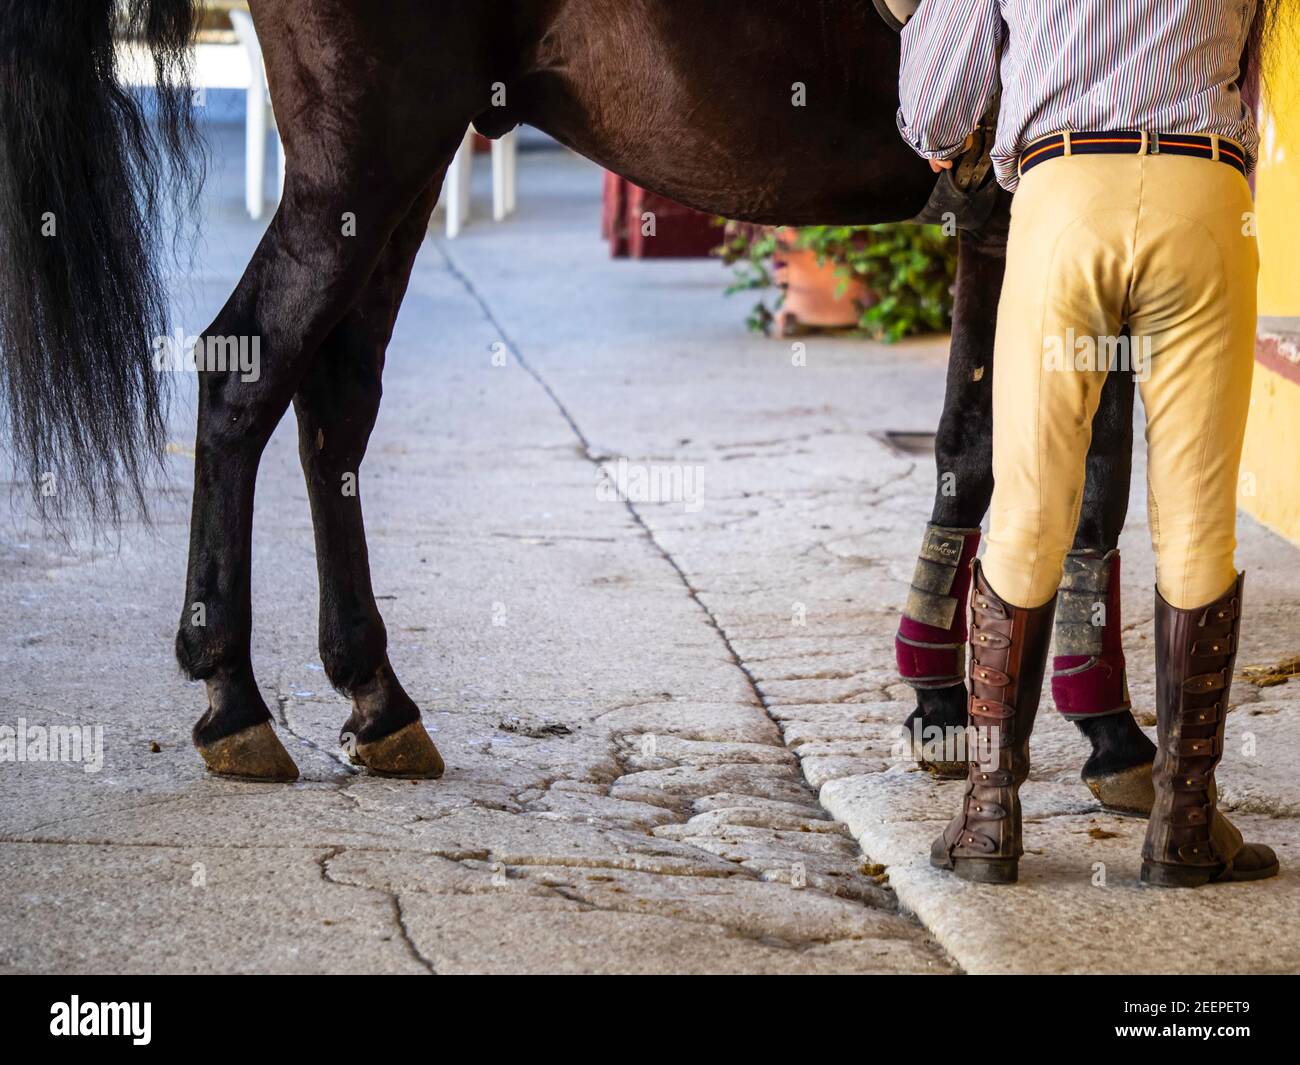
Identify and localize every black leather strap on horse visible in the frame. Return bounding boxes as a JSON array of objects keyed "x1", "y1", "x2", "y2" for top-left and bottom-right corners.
[{"x1": 872, "y1": 0, "x2": 922, "y2": 33}]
